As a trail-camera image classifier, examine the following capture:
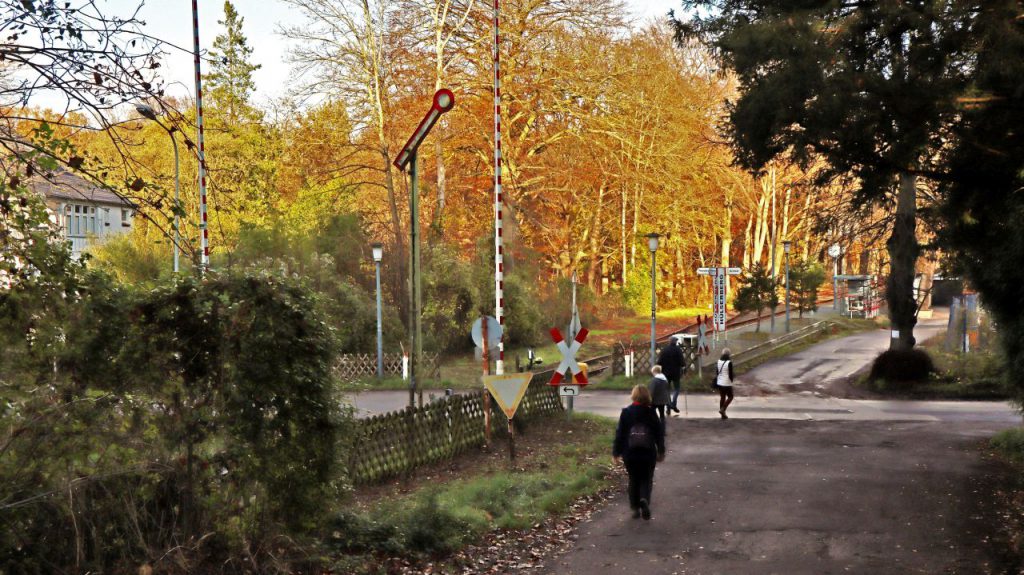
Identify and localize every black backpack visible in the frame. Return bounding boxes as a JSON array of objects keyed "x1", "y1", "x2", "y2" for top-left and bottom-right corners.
[{"x1": 628, "y1": 420, "x2": 656, "y2": 451}]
